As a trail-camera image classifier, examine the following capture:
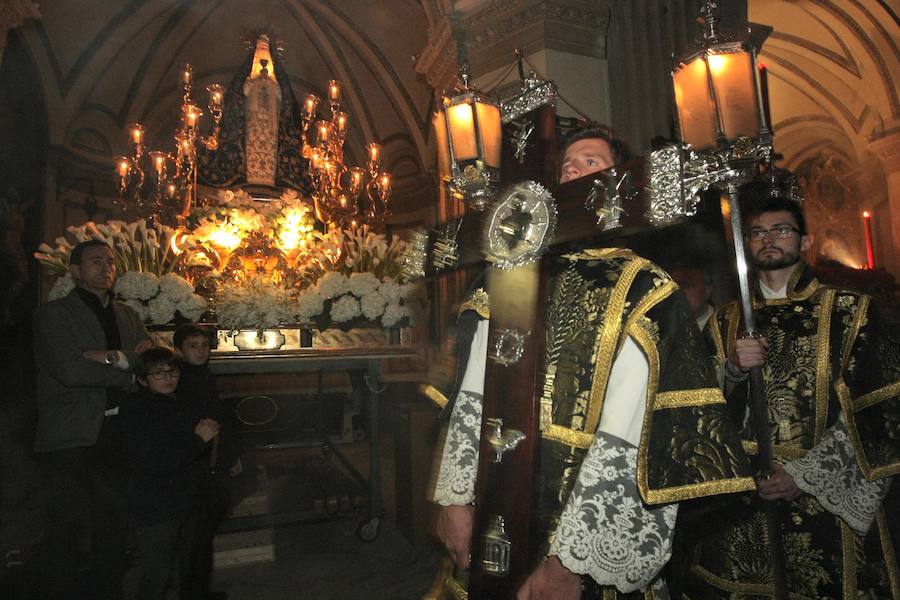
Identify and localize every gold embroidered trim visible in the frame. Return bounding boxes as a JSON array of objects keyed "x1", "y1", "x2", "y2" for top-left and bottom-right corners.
[
  {"x1": 585, "y1": 257, "x2": 648, "y2": 435},
  {"x1": 706, "y1": 312, "x2": 726, "y2": 367},
  {"x1": 877, "y1": 509, "x2": 900, "y2": 598},
  {"x1": 602, "y1": 589, "x2": 617, "y2": 600},
  {"x1": 853, "y1": 381, "x2": 900, "y2": 413},
  {"x1": 789, "y1": 269, "x2": 820, "y2": 301},
  {"x1": 753, "y1": 265, "x2": 821, "y2": 309},
  {"x1": 840, "y1": 520, "x2": 857, "y2": 599},
  {"x1": 741, "y1": 440, "x2": 809, "y2": 459},
  {"x1": 444, "y1": 574, "x2": 468, "y2": 600},
  {"x1": 644, "y1": 588, "x2": 655, "y2": 600},
  {"x1": 625, "y1": 280, "x2": 677, "y2": 332},
  {"x1": 459, "y1": 288, "x2": 489, "y2": 319},
  {"x1": 690, "y1": 564, "x2": 773, "y2": 595},
  {"x1": 654, "y1": 388, "x2": 725, "y2": 410},
  {"x1": 835, "y1": 378, "x2": 900, "y2": 479},
  {"x1": 722, "y1": 302, "x2": 741, "y2": 358},
  {"x1": 631, "y1": 323, "x2": 756, "y2": 503},
  {"x1": 421, "y1": 384, "x2": 449, "y2": 409},
  {"x1": 642, "y1": 476, "x2": 756, "y2": 505},
  {"x1": 569, "y1": 247, "x2": 633, "y2": 261},
  {"x1": 814, "y1": 289, "x2": 836, "y2": 444},
  {"x1": 840, "y1": 294, "x2": 869, "y2": 371},
  {"x1": 541, "y1": 423, "x2": 593, "y2": 449}
]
